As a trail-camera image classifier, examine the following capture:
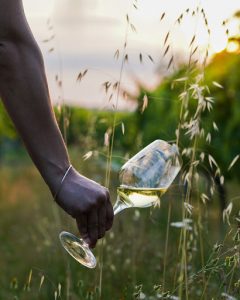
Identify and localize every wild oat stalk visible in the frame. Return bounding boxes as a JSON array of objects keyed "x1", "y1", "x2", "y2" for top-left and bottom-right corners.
[
  {"x1": 168, "y1": 7, "x2": 240, "y2": 299},
  {"x1": 158, "y1": 5, "x2": 212, "y2": 298},
  {"x1": 98, "y1": 2, "x2": 139, "y2": 298}
]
